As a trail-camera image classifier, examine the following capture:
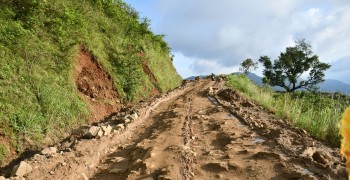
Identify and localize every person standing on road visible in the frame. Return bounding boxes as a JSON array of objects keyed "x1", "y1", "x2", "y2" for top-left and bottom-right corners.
[{"x1": 211, "y1": 73, "x2": 215, "y2": 81}]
